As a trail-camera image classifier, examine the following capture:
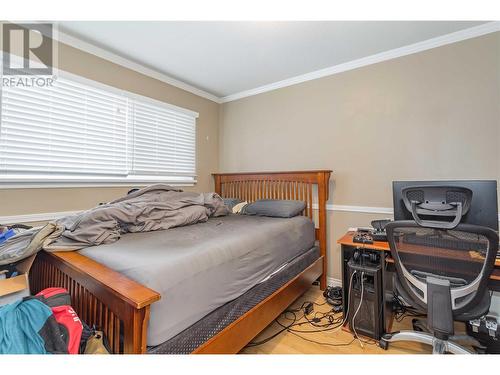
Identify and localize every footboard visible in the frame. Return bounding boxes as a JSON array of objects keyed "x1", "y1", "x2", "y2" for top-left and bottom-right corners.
[{"x1": 29, "y1": 251, "x2": 161, "y2": 354}]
